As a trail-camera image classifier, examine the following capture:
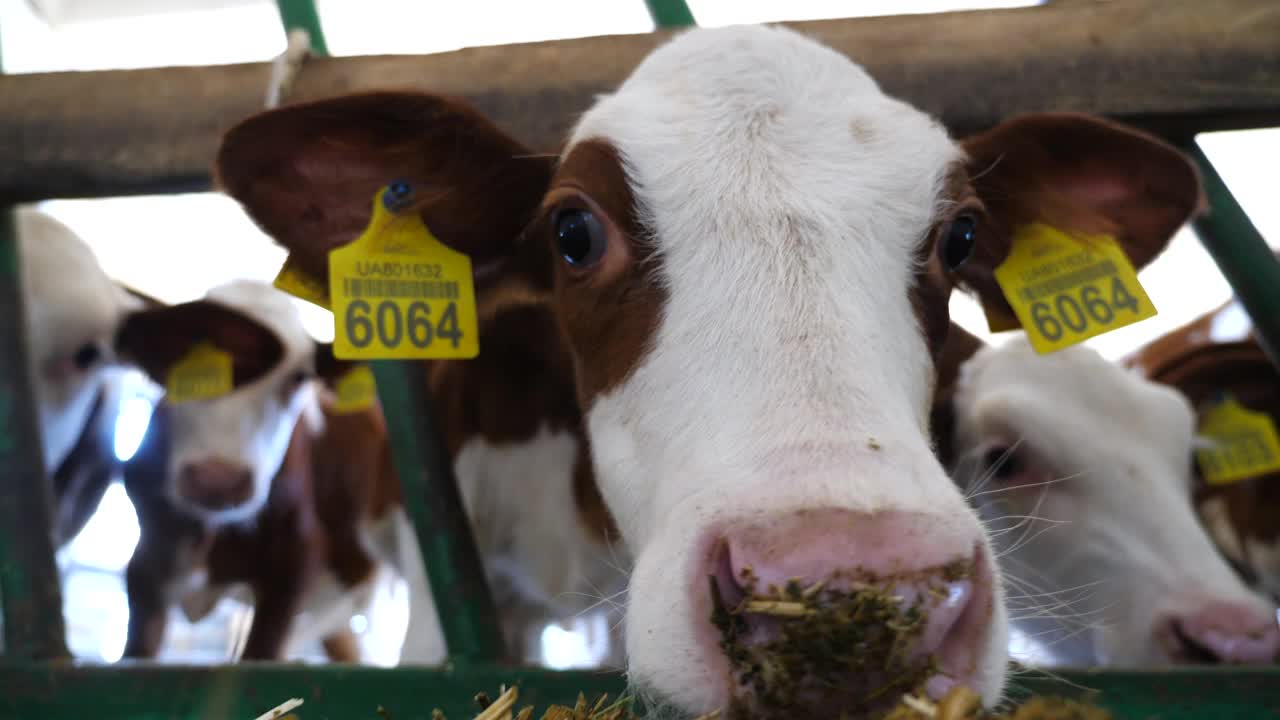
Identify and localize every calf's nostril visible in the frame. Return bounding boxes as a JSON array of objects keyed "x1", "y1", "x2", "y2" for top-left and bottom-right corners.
[
  {"x1": 1165, "y1": 604, "x2": 1280, "y2": 664},
  {"x1": 178, "y1": 460, "x2": 255, "y2": 511}
]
